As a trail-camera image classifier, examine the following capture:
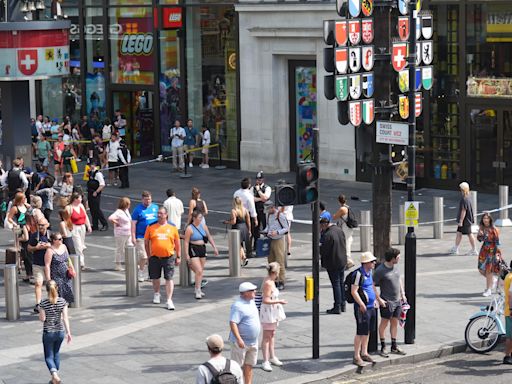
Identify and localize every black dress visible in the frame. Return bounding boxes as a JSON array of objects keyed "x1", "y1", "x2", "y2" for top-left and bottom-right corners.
[
  {"x1": 232, "y1": 213, "x2": 250, "y2": 250},
  {"x1": 50, "y1": 247, "x2": 75, "y2": 304}
]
